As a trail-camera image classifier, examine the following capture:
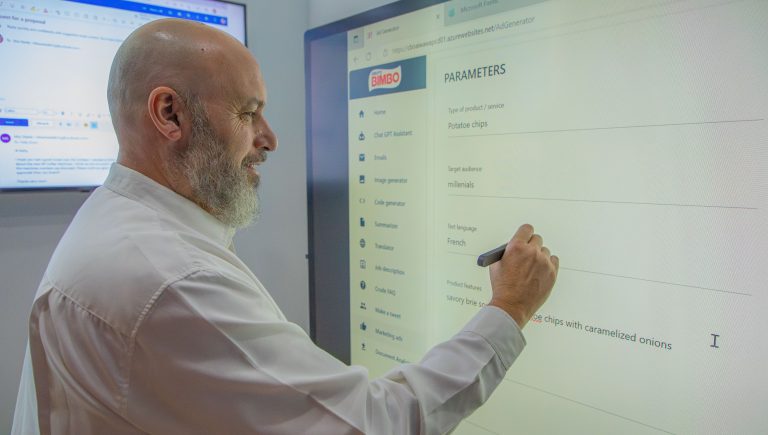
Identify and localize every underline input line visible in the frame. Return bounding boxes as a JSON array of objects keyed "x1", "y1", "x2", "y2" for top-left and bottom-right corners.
[
  {"x1": 461, "y1": 419, "x2": 500, "y2": 434},
  {"x1": 559, "y1": 267, "x2": 751, "y2": 296},
  {"x1": 446, "y1": 118, "x2": 765, "y2": 138},
  {"x1": 444, "y1": 251, "x2": 751, "y2": 296},
  {"x1": 504, "y1": 379, "x2": 677, "y2": 434},
  {"x1": 446, "y1": 193, "x2": 758, "y2": 210}
]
